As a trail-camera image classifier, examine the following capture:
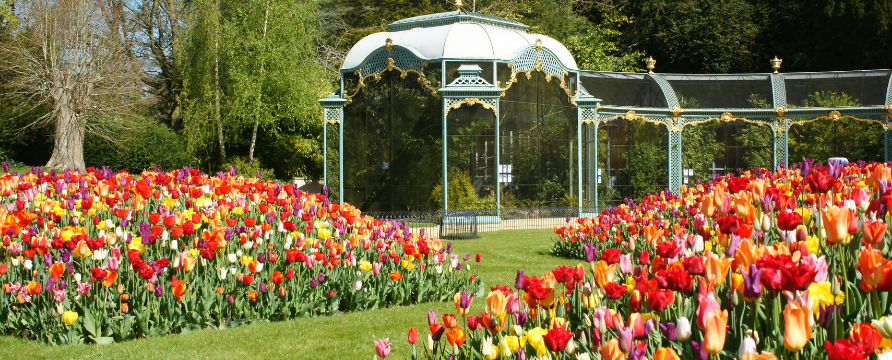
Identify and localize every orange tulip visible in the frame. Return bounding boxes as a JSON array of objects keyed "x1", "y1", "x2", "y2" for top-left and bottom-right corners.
[
  {"x1": 486, "y1": 290, "x2": 508, "y2": 317},
  {"x1": 822, "y1": 205, "x2": 850, "y2": 245},
  {"x1": 750, "y1": 178, "x2": 767, "y2": 199},
  {"x1": 732, "y1": 239, "x2": 756, "y2": 270},
  {"x1": 594, "y1": 260, "x2": 616, "y2": 287},
  {"x1": 654, "y1": 347, "x2": 681, "y2": 360},
  {"x1": 856, "y1": 247, "x2": 888, "y2": 287},
  {"x1": 700, "y1": 194, "x2": 715, "y2": 217},
  {"x1": 863, "y1": 221, "x2": 888, "y2": 246},
  {"x1": 599, "y1": 338, "x2": 624, "y2": 360},
  {"x1": 703, "y1": 309, "x2": 729, "y2": 354},
  {"x1": 102, "y1": 271, "x2": 118, "y2": 287},
  {"x1": 741, "y1": 352, "x2": 779, "y2": 360},
  {"x1": 644, "y1": 226, "x2": 663, "y2": 244},
  {"x1": 704, "y1": 254, "x2": 732, "y2": 287},
  {"x1": 49, "y1": 262, "x2": 66, "y2": 280},
  {"x1": 782, "y1": 301, "x2": 811, "y2": 352},
  {"x1": 445, "y1": 326, "x2": 466, "y2": 346}
]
